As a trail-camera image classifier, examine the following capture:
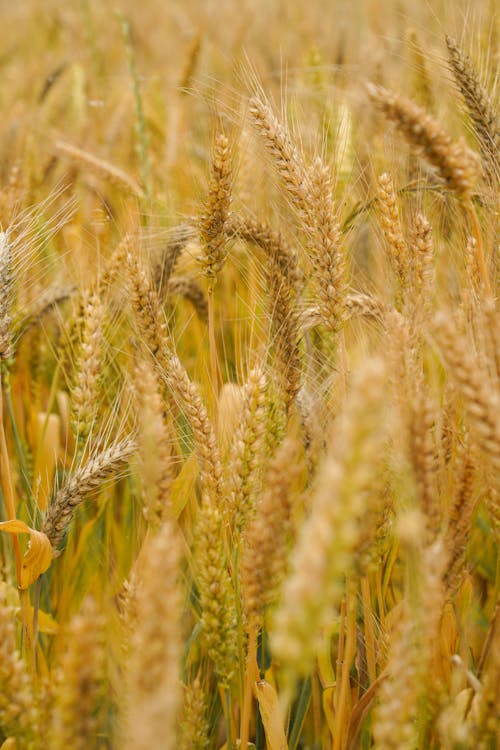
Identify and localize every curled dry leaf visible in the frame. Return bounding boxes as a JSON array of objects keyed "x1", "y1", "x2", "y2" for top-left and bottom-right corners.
[
  {"x1": 0, "y1": 520, "x2": 53, "y2": 588},
  {"x1": 253, "y1": 680, "x2": 289, "y2": 750}
]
